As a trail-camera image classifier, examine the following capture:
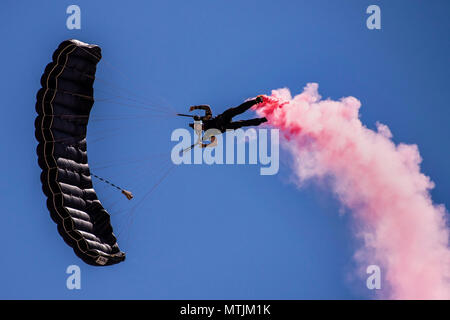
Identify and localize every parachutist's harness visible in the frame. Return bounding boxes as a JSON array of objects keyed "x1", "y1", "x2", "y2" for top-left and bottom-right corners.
[{"x1": 193, "y1": 120, "x2": 204, "y2": 143}]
